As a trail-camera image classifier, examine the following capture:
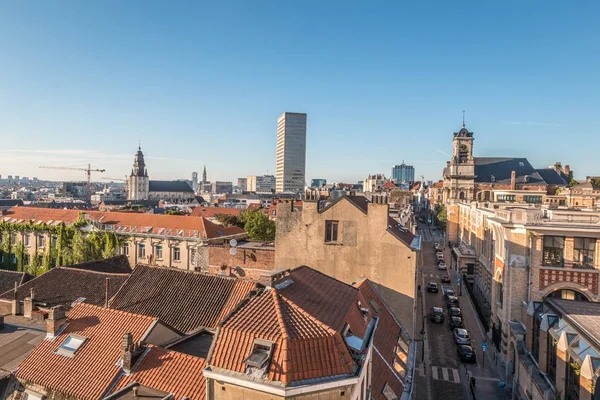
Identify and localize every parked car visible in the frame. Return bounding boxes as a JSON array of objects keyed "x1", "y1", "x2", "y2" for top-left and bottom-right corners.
[
  {"x1": 436, "y1": 253, "x2": 444, "y2": 260},
  {"x1": 446, "y1": 295, "x2": 459, "y2": 307},
  {"x1": 429, "y1": 307, "x2": 445, "y2": 323},
  {"x1": 443, "y1": 288, "x2": 456, "y2": 298},
  {"x1": 457, "y1": 344, "x2": 476, "y2": 362},
  {"x1": 441, "y1": 275, "x2": 451, "y2": 283},
  {"x1": 453, "y1": 328, "x2": 471, "y2": 345},
  {"x1": 437, "y1": 263, "x2": 447, "y2": 271},
  {"x1": 427, "y1": 282, "x2": 439, "y2": 293},
  {"x1": 449, "y1": 316, "x2": 464, "y2": 330},
  {"x1": 448, "y1": 306, "x2": 463, "y2": 319},
  {"x1": 434, "y1": 244, "x2": 441, "y2": 251},
  {"x1": 437, "y1": 258, "x2": 446, "y2": 266}
]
